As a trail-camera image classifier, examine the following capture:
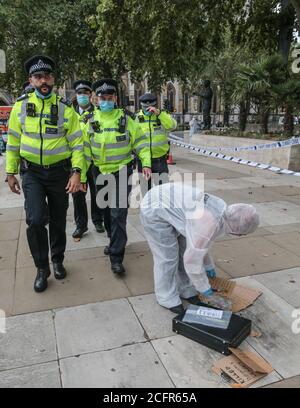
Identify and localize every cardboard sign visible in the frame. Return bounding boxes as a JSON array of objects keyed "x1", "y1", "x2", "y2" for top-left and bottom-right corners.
[
  {"x1": 198, "y1": 277, "x2": 262, "y2": 312},
  {"x1": 212, "y1": 347, "x2": 273, "y2": 388}
]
